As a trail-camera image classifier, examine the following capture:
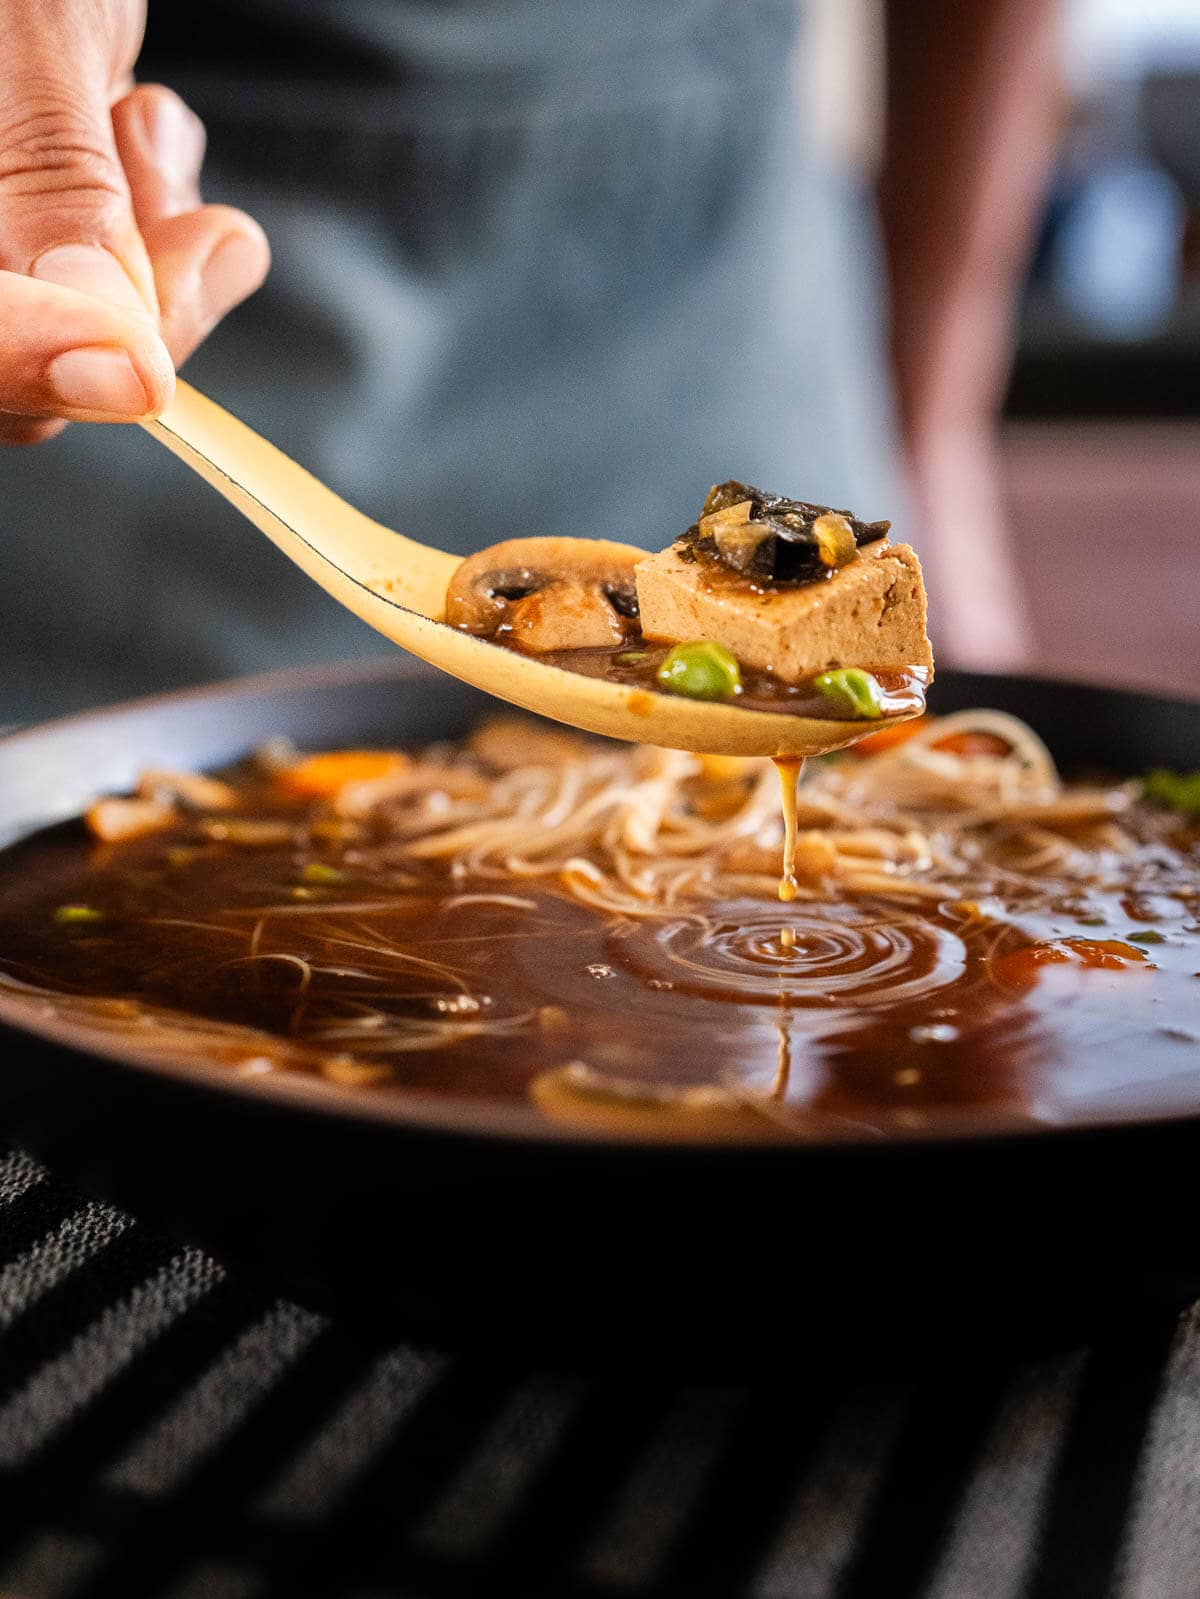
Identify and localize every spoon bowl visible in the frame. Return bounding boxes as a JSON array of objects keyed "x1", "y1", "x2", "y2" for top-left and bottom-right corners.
[{"x1": 143, "y1": 383, "x2": 912, "y2": 757}]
